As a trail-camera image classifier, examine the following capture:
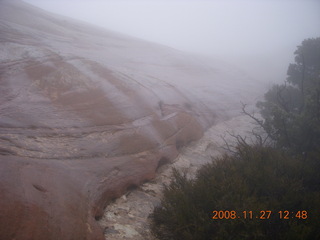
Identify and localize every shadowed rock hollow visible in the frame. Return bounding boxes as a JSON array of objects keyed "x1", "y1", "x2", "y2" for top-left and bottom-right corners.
[{"x1": 0, "y1": 1, "x2": 264, "y2": 239}]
